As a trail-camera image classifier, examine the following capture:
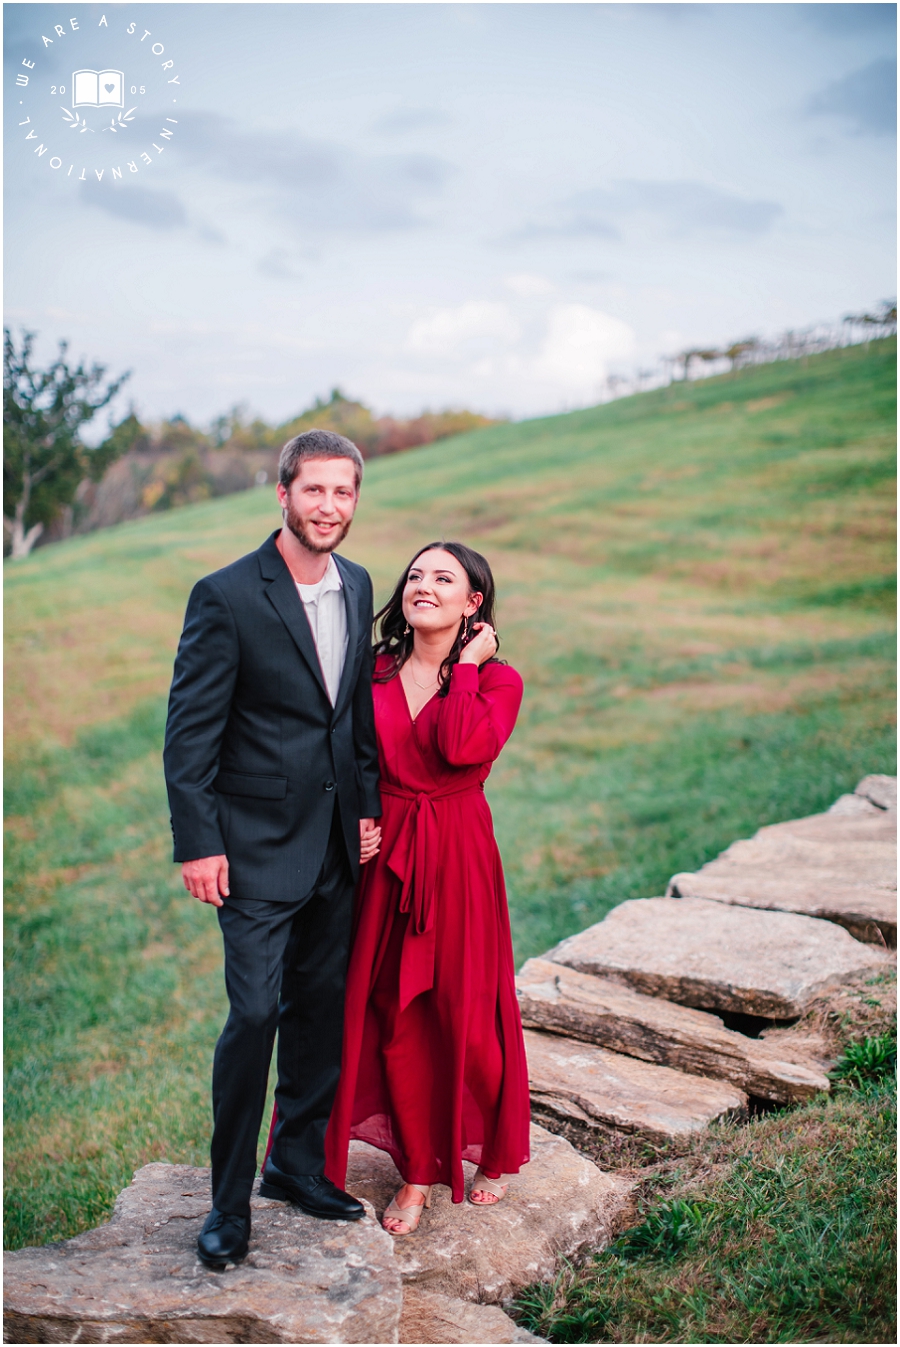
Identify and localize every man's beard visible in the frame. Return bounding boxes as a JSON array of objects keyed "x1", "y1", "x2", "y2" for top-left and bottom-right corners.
[{"x1": 284, "y1": 501, "x2": 352, "y2": 554}]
